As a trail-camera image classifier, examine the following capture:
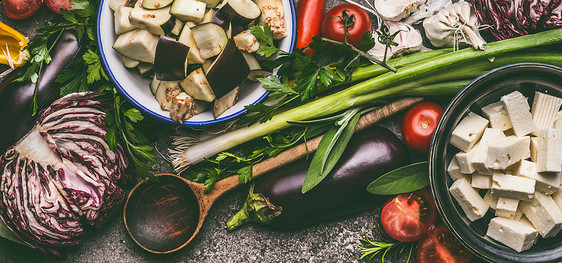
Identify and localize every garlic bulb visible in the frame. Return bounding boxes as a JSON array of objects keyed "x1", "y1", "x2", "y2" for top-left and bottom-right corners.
[
  {"x1": 367, "y1": 22, "x2": 423, "y2": 61},
  {"x1": 374, "y1": 0, "x2": 426, "y2": 21},
  {"x1": 423, "y1": 1, "x2": 486, "y2": 50}
]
